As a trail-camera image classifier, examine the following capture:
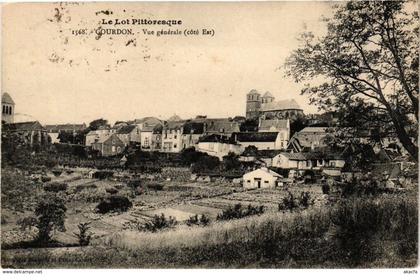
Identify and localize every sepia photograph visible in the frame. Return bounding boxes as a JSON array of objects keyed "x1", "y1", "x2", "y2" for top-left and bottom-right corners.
[{"x1": 1, "y1": 0, "x2": 418, "y2": 270}]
